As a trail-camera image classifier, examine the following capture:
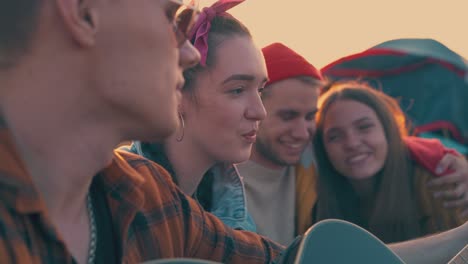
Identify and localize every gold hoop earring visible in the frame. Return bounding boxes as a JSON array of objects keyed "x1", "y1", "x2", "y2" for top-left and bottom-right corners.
[{"x1": 176, "y1": 112, "x2": 185, "y2": 142}]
